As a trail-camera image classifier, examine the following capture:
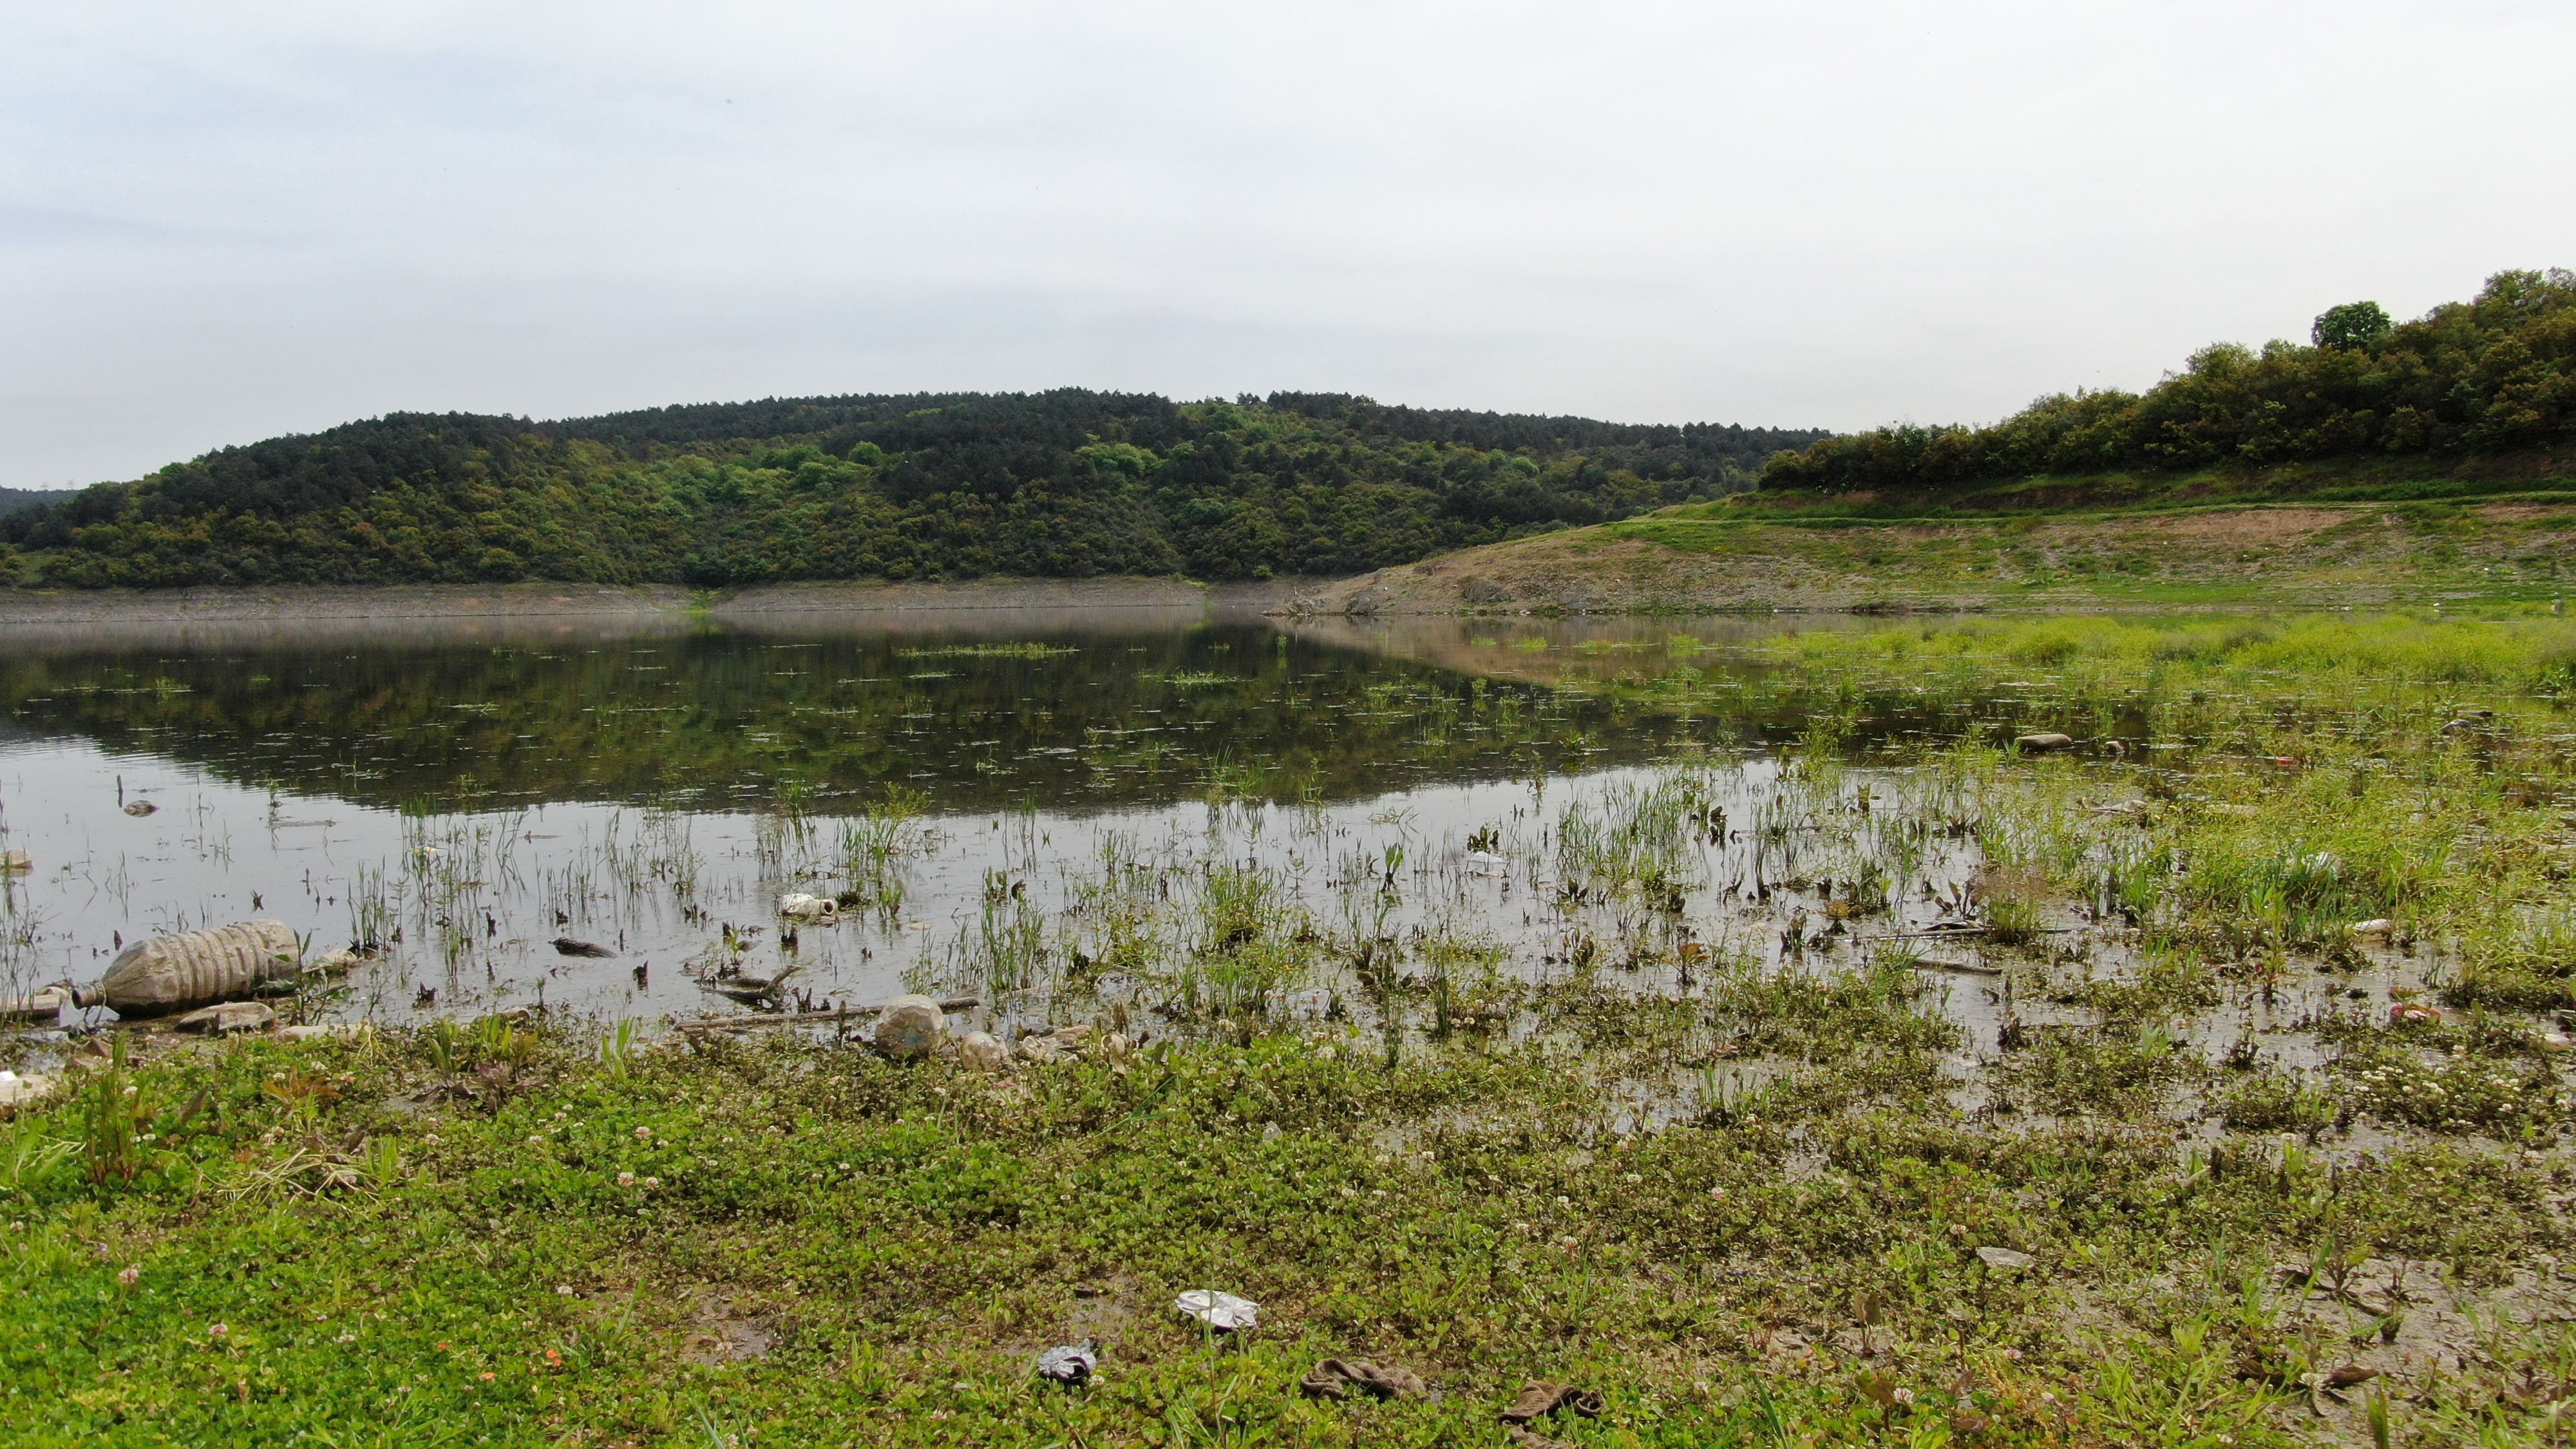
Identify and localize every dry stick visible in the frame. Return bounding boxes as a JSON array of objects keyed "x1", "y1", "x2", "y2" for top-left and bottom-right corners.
[
  {"x1": 1871, "y1": 925, "x2": 2081, "y2": 941},
  {"x1": 675, "y1": 995, "x2": 980, "y2": 1035}
]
